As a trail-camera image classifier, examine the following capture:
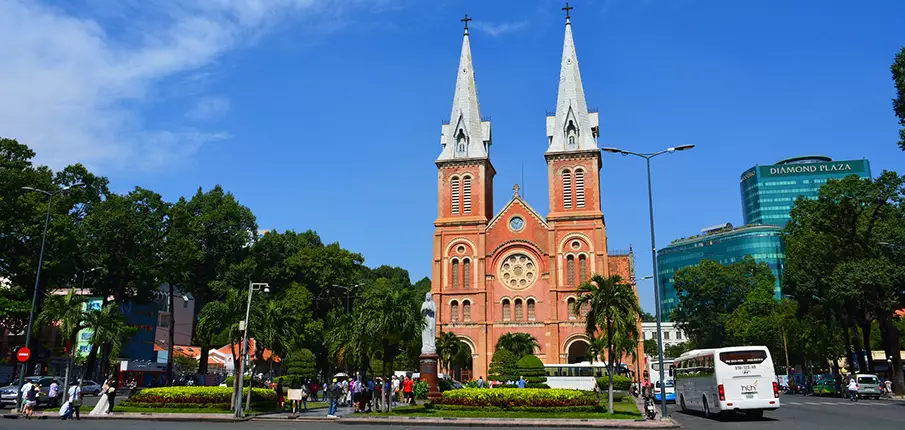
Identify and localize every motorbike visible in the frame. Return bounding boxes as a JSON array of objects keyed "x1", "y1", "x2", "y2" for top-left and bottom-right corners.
[{"x1": 644, "y1": 395, "x2": 657, "y2": 420}]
